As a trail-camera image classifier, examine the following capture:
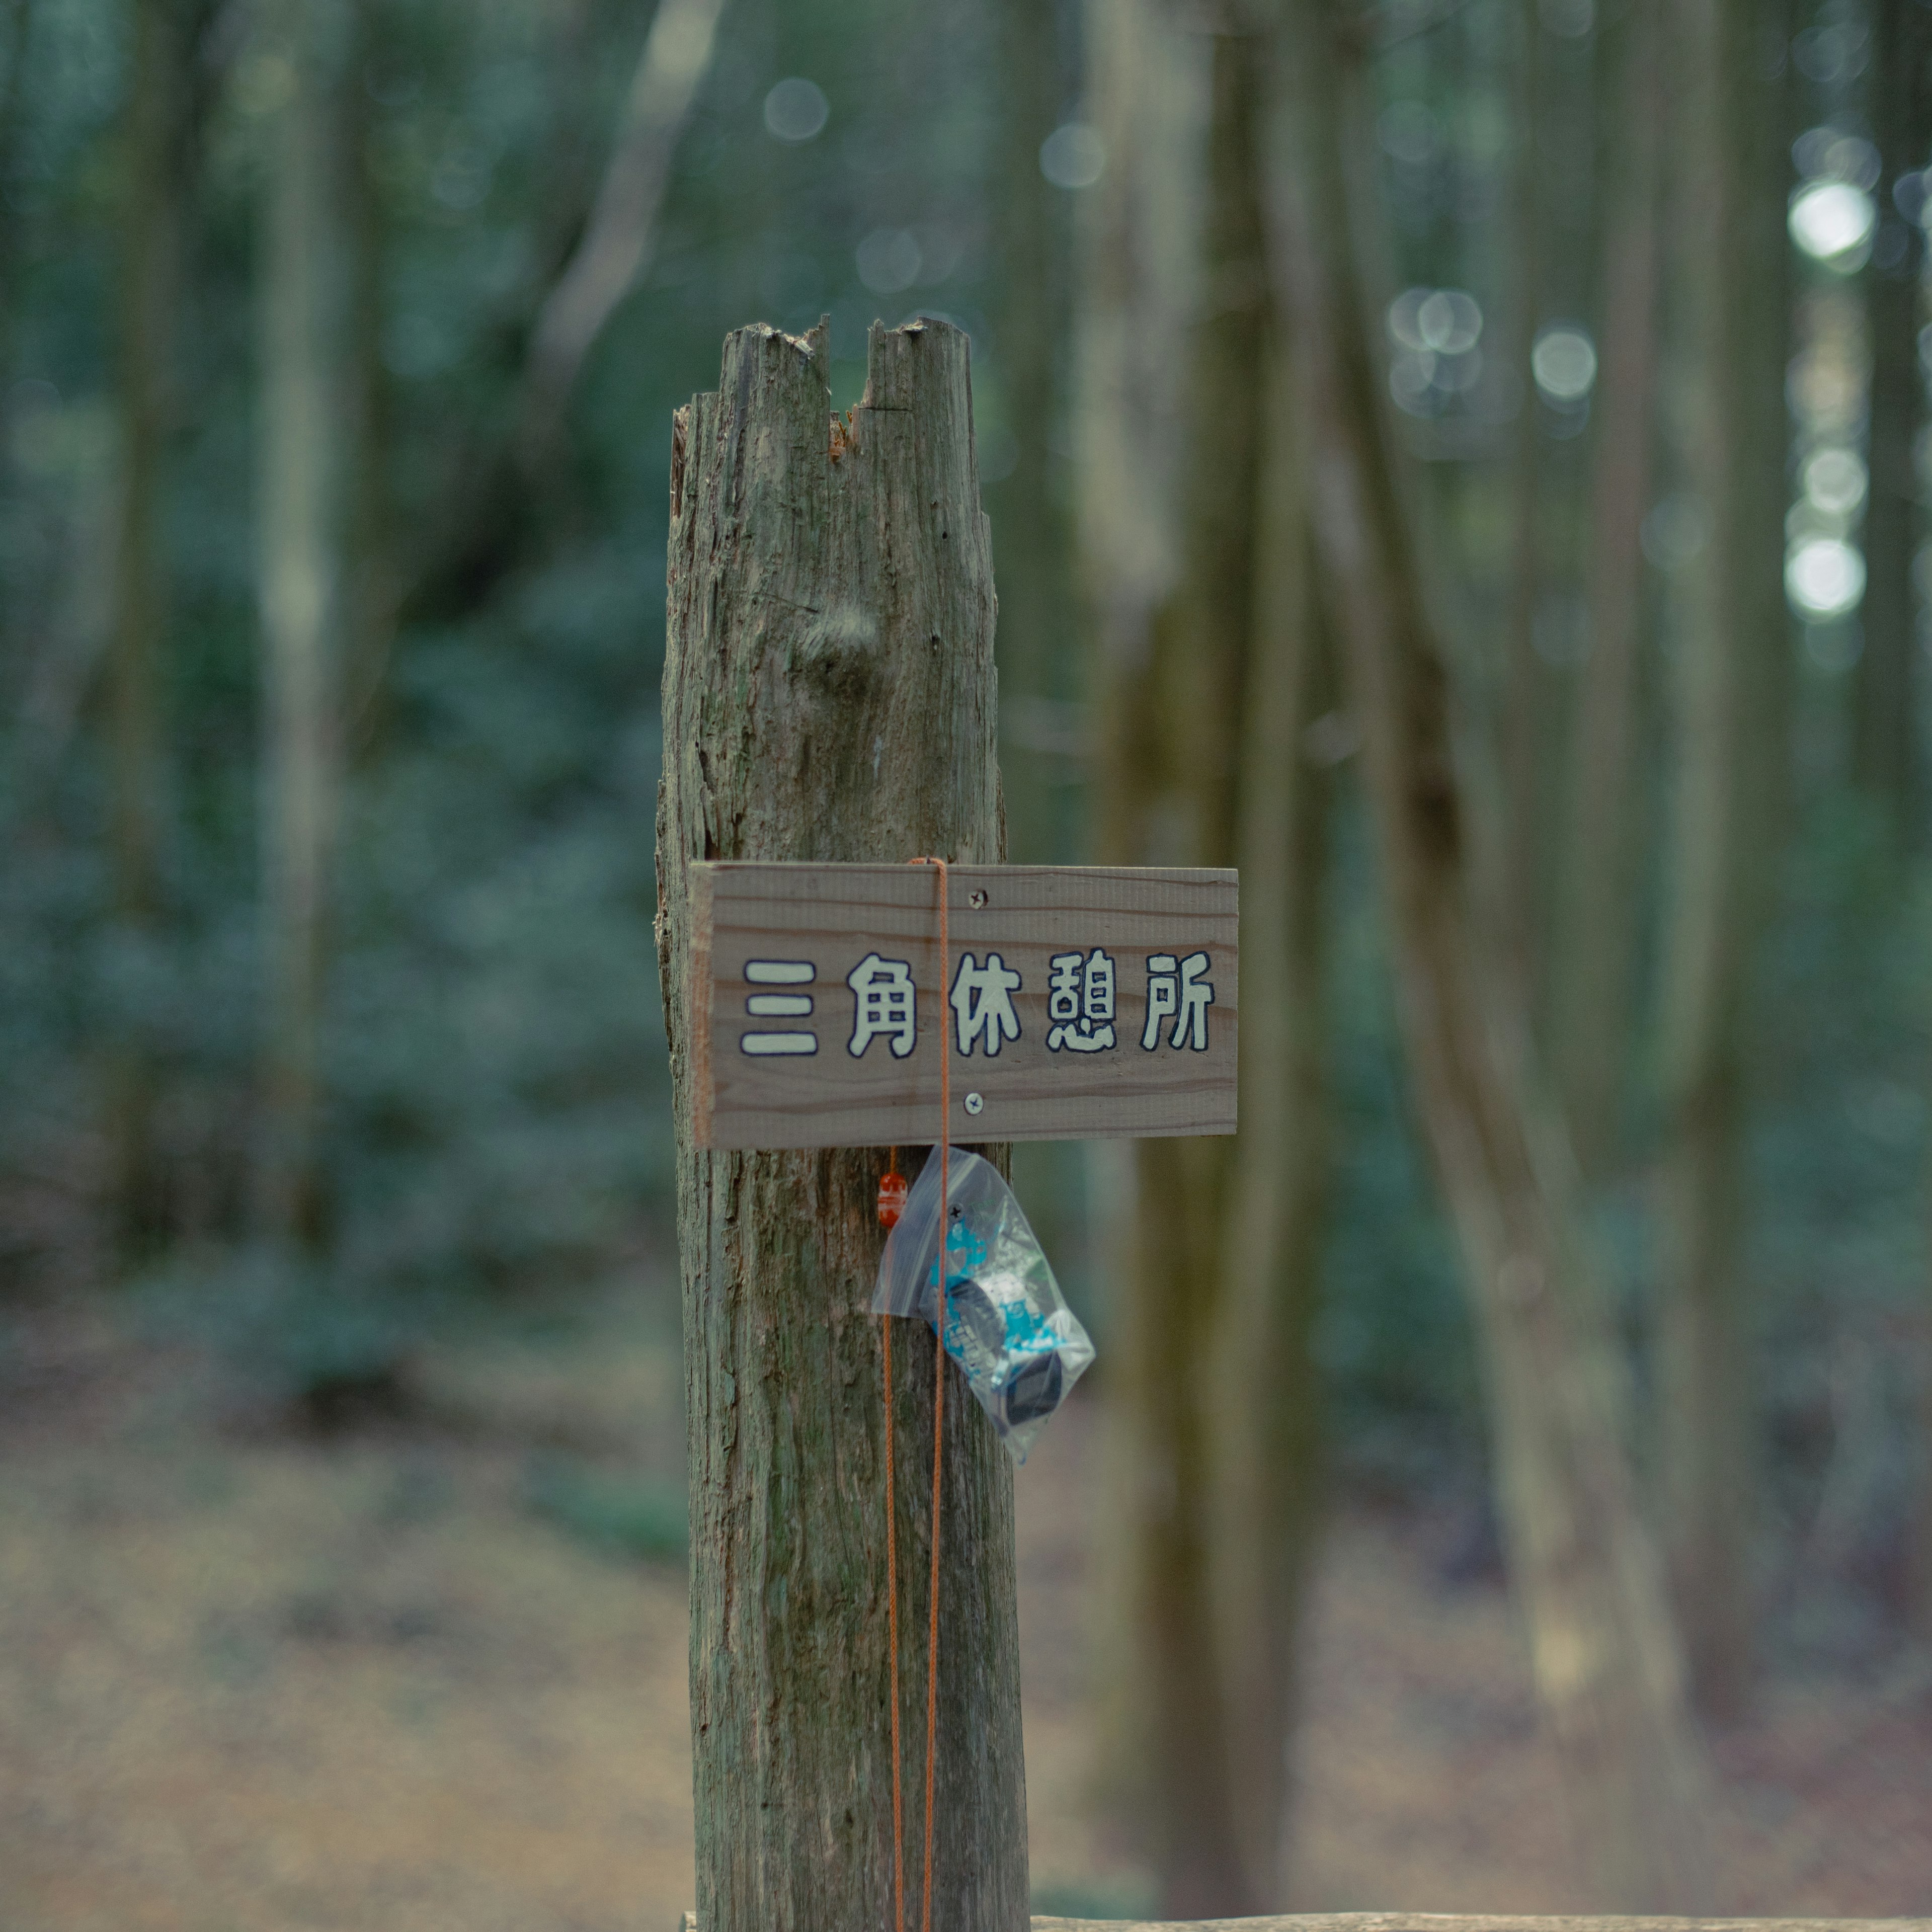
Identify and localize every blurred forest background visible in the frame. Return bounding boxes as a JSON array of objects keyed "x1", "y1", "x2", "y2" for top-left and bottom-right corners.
[{"x1": 5, "y1": 0, "x2": 1932, "y2": 1921}]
